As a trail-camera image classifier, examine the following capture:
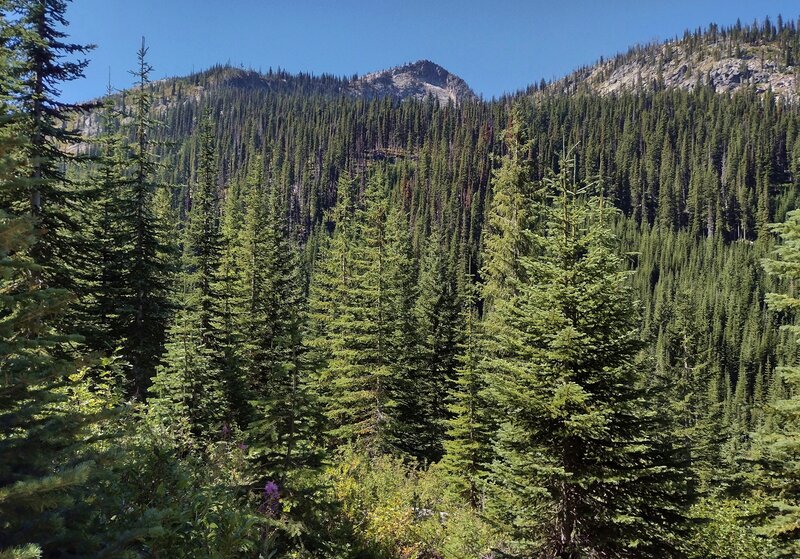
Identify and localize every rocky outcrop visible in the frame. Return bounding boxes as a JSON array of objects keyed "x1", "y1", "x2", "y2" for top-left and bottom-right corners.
[
  {"x1": 555, "y1": 41, "x2": 799, "y2": 103},
  {"x1": 350, "y1": 60, "x2": 477, "y2": 104}
]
